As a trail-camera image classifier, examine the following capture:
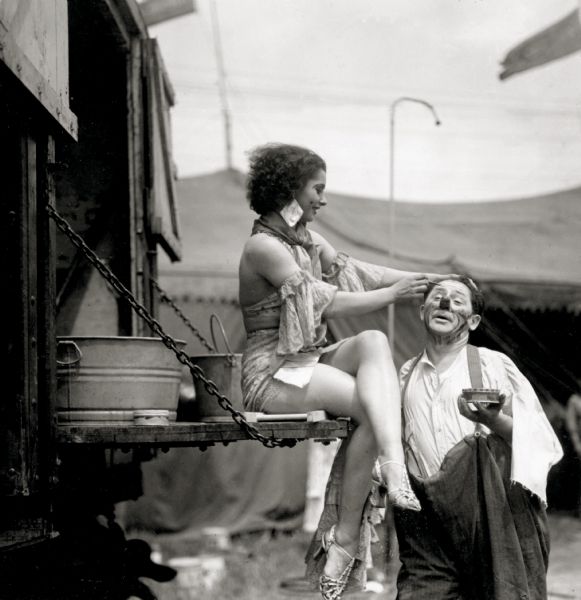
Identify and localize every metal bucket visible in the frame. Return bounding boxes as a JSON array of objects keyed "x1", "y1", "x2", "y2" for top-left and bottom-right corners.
[
  {"x1": 56, "y1": 336, "x2": 186, "y2": 423},
  {"x1": 188, "y1": 315, "x2": 243, "y2": 420}
]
